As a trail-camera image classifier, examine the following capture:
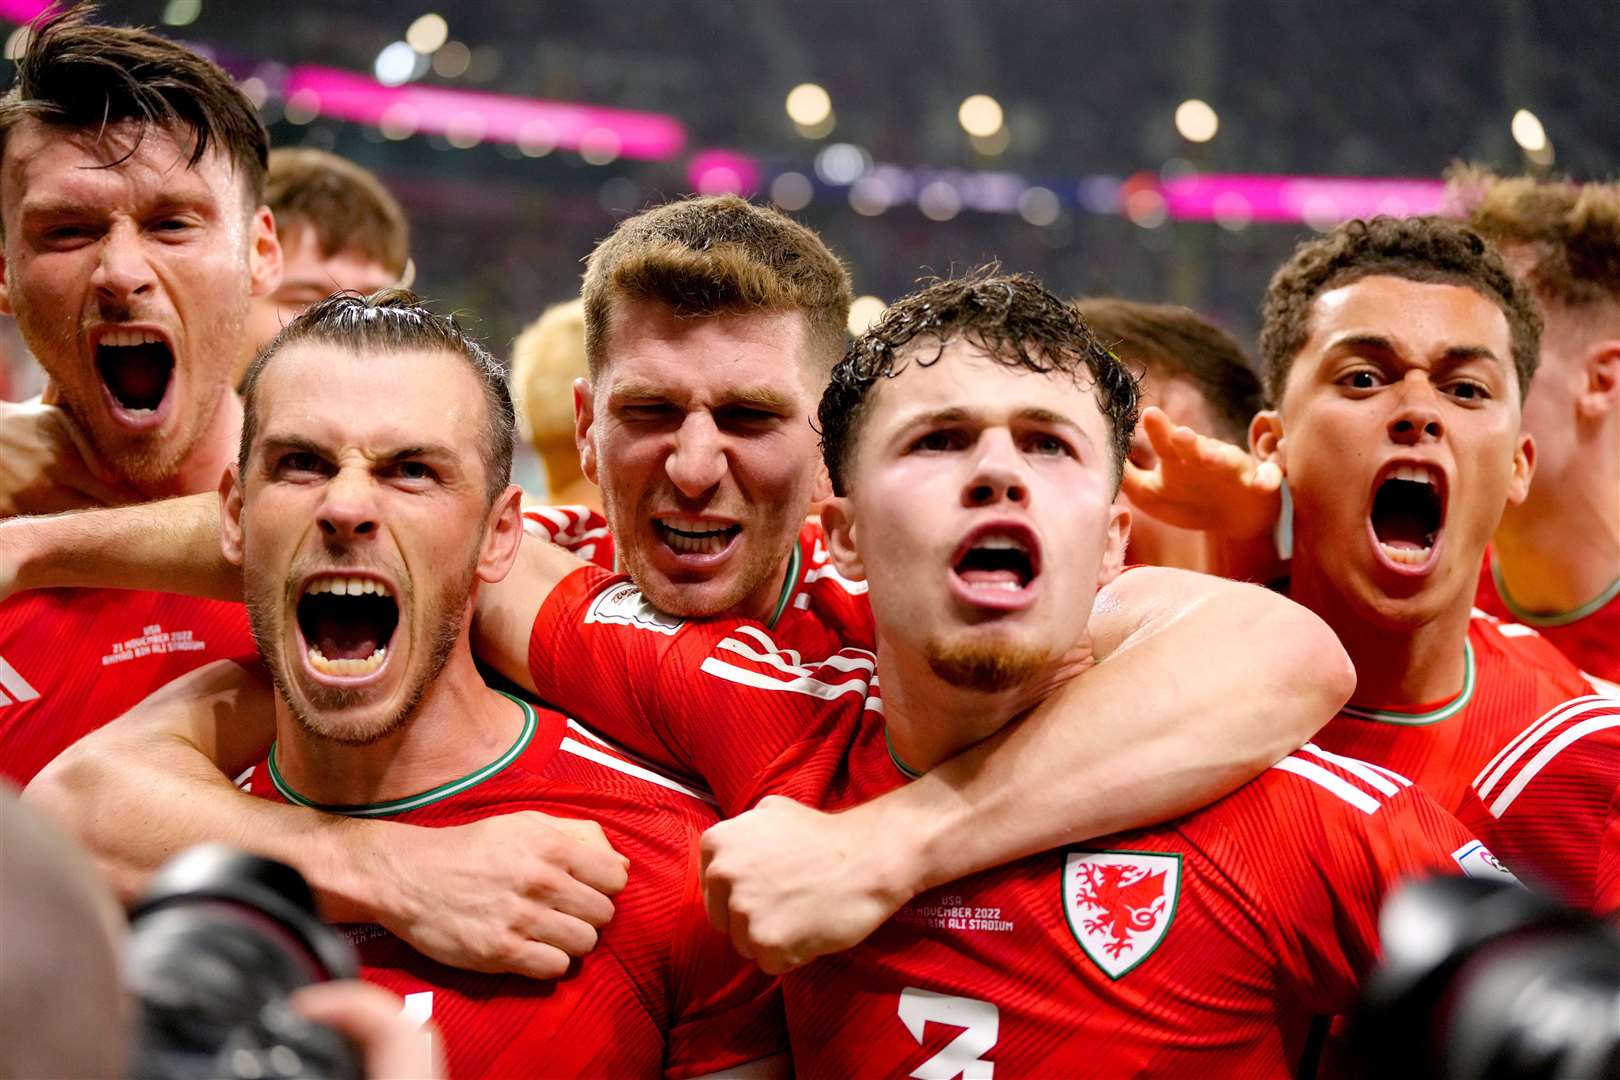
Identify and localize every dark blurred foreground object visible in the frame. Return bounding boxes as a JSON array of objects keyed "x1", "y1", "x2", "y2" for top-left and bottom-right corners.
[
  {"x1": 1352, "y1": 876, "x2": 1620, "y2": 1080},
  {"x1": 127, "y1": 845, "x2": 363, "y2": 1080}
]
